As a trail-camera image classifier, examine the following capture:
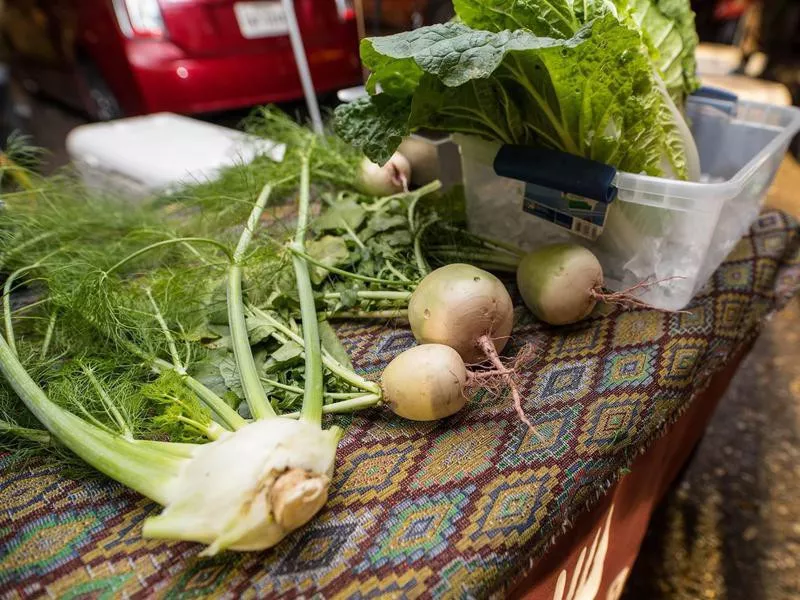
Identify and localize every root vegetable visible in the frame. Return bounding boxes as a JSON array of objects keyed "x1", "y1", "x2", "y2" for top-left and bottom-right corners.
[
  {"x1": 358, "y1": 152, "x2": 411, "y2": 196},
  {"x1": 381, "y1": 344, "x2": 467, "y2": 421},
  {"x1": 408, "y1": 264, "x2": 514, "y2": 364},
  {"x1": 516, "y1": 244, "x2": 603, "y2": 326}
]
